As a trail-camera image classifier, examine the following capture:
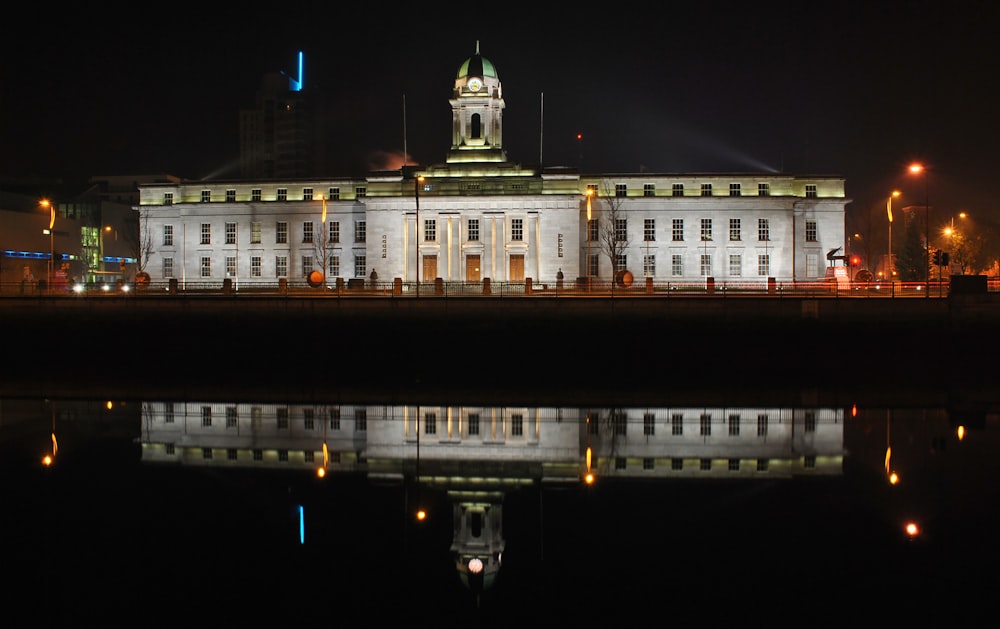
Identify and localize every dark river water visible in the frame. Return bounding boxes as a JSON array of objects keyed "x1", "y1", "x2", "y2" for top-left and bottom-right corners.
[{"x1": 2, "y1": 380, "x2": 997, "y2": 625}]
